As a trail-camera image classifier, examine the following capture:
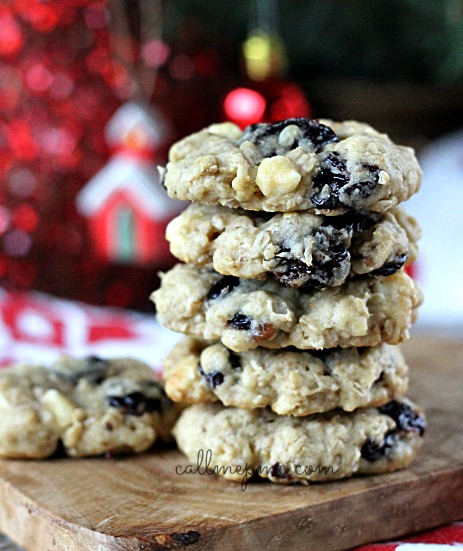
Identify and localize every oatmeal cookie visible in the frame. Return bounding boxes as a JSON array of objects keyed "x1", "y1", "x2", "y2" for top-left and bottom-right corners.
[
  {"x1": 0, "y1": 356, "x2": 179, "y2": 458},
  {"x1": 173, "y1": 398, "x2": 426, "y2": 484},
  {"x1": 161, "y1": 118, "x2": 421, "y2": 213},
  {"x1": 152, "y1": 264, "x2": 422, "y2": 352},
  {"x1": 164, "y1": 338, "x2": 408, "y2": 416},
  {"x1": 166, "y1": 203, "x2": 420, "y2": 288}
]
